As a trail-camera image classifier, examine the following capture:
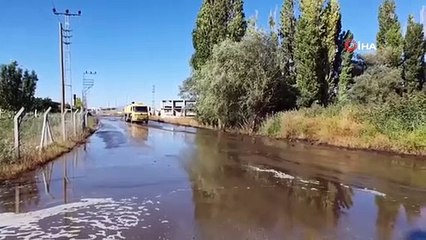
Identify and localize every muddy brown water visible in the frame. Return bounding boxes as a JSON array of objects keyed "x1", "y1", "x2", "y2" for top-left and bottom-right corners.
[{"x1": 0, "y1": 117, "x2": 425, "y2": 240}]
